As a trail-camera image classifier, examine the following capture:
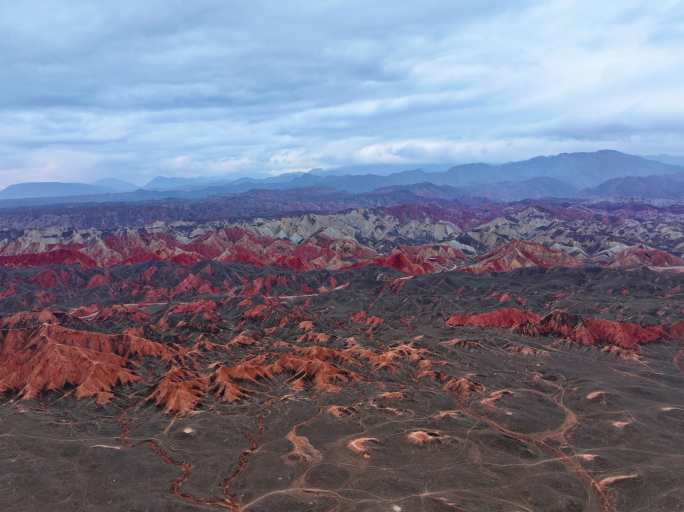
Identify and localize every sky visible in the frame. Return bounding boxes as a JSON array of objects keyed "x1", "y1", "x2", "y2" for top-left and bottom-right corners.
[{"x1": 0, "y1": 0, "x2": 683, "y2": 187}]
